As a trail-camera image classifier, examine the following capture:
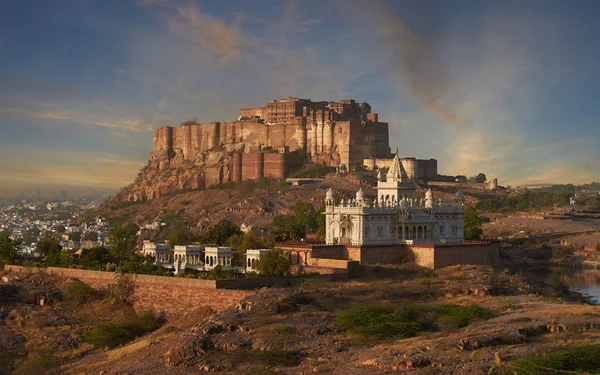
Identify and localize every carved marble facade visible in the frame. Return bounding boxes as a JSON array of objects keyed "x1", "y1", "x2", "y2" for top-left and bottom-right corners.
[{"x1": 325, "y1": 152, "x2": 465, "y2": 246}]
